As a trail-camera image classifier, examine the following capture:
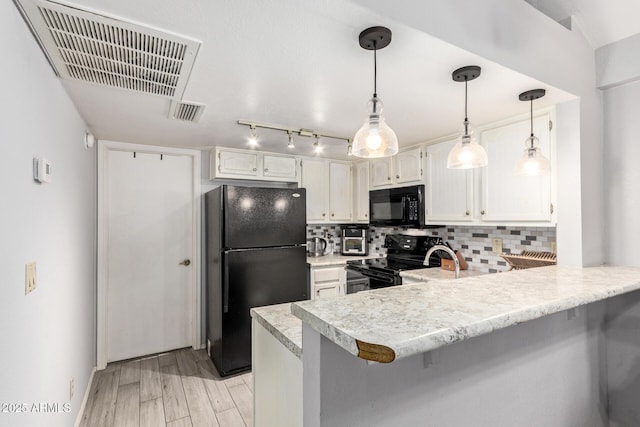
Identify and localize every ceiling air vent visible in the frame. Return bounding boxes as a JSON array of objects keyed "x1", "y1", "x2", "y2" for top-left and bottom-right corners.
[
  {"x1": 169, "y1": 101, "x2": 205, "y2": 123},
  {"x1": 16, "y1": 0, "x2": 200, "y2": 99}
]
